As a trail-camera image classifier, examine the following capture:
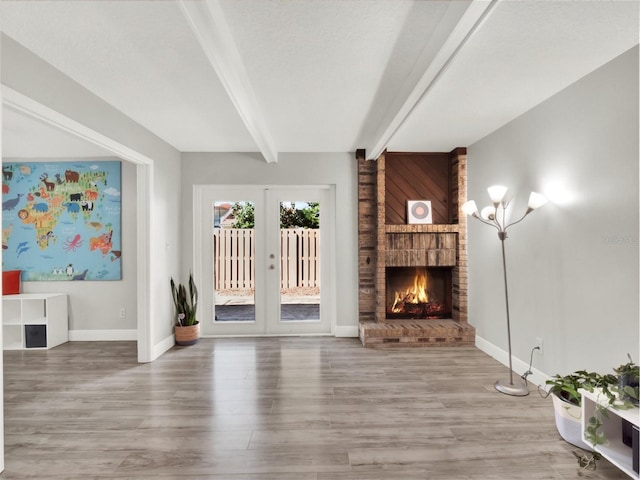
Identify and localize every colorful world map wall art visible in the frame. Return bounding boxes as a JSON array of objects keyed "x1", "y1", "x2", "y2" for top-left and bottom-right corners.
[{"x1": 2, "y1": 161, "x2": 122, "y2": 281}]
